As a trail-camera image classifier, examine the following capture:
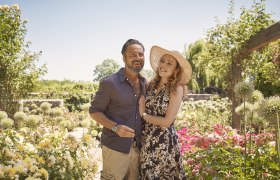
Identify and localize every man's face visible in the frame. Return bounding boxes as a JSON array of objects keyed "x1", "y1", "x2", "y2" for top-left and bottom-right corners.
[{"x1": 123, "y1": 44, "x2": 144, "y2": 73}]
